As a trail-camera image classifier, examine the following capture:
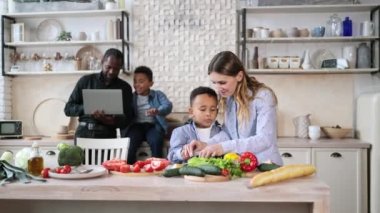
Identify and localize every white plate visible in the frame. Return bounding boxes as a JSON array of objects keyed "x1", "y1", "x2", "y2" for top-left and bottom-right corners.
[
  {"x1": 48, "y1": 166, "x2": 107, "y2": 180},
  {"x1": 32, "y1": 98, "x2": 69, "y2": 137},
  {"x1": 311, "y1": 49, "x2": 336, "y2": 69},
  {"x1": 37, "y1": 19, "x2": 63, "y2": 41}
]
